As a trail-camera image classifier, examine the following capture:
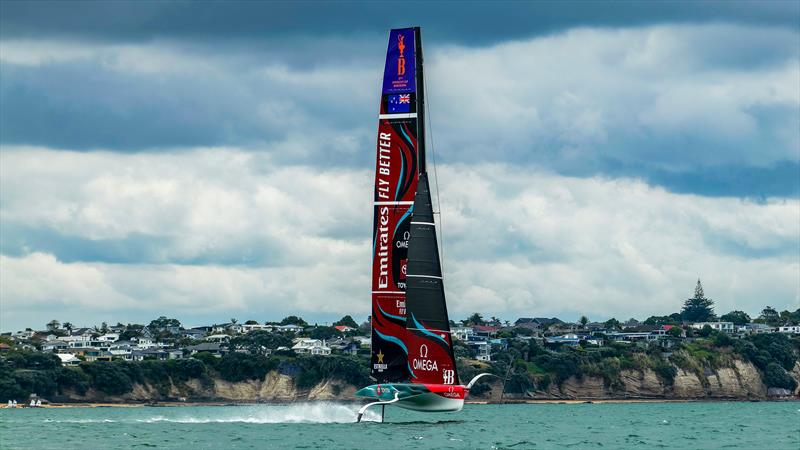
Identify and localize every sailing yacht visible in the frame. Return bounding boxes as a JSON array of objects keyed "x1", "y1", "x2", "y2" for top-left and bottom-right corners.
[{"x1": 355, "y1": 27, "x2": 491, "y2": 422}]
